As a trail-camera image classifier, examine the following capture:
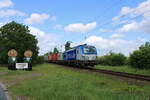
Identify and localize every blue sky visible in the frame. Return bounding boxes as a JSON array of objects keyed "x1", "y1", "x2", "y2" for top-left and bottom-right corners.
[{"x1": 0, "y1": 0, "x2": 150, "y2": 55}]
